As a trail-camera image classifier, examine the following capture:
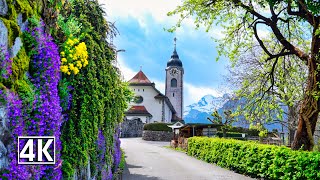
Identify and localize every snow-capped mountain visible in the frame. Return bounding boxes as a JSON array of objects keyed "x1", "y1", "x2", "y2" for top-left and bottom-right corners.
[
  {"x1": 183, "y1": 94, "x2": 231, "y2": 124},
  {"x1": 184, "y1": 94, "x2": 230, "y2": 116},
  {"x1": 183, "y1": 94, "x2": 282, "y2": 131}
]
